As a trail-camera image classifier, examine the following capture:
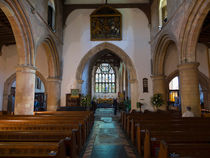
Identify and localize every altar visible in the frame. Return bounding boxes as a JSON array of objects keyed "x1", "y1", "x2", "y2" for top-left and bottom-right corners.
[{"x1": 97, "y1": 98, "x2": 113, "y2": 104}]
